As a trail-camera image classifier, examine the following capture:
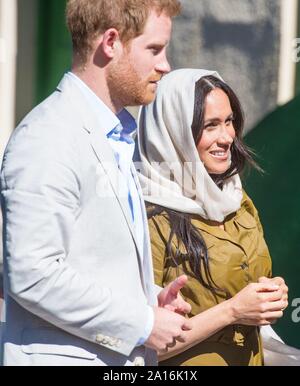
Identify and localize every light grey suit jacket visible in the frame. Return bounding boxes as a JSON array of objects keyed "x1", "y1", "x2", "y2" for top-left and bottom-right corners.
[{"x1": 0, "y1": 75, "x2": 157, "y2": 366}]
